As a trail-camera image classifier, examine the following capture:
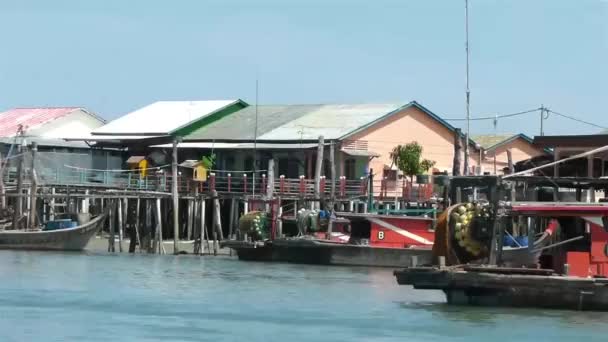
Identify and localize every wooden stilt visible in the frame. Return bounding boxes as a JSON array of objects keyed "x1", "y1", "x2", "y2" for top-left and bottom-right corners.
[
  {"x1": 108, "y1": 200, "x2": 115, "y2": 253},
  {"x1": 314, "y1": 136, "x2": 324, "y2": 210},
  {"x1": 201, "y1": 199, "x2": 209, "y2": 255},
  {"x1": 117, "y1": 198, "x2": 124, "y2": 252},
  {"x1": 156, "y1": 197, "x2": 165, "y2": 254},
  {"x1": 172, "y1": 138, "x2": 180, "y2": 254},
  {"x1": 147, "y1": 200, "x2": 155, "y2": 253},
  {"x1": 212, "y1": 190, "x2": 223, "y2": 255},
  {"x1": 28, "y1": 143, "x2": 38, "y2": 229},
  {"x1": 187, "y1": 199, "x2": 193, "y2": 241},
  {"x1": 277, "y1": 198, "x2": 283, "y2": 238},
  {"x1": 0, "y1": 152, "x2": 5, "y2": 211},
  {"x1": 133, "y1": 197, "x2": 142, "y2": 252},
  {"x1": 329, "y1": 141, "x2": 336, "y2": 210},
  {"x1": 12, "y1": 145, "x2": 24, "y2": 230},
  {"x1": 228, "y1": 198, "x2": 236, "y2": 239}
]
